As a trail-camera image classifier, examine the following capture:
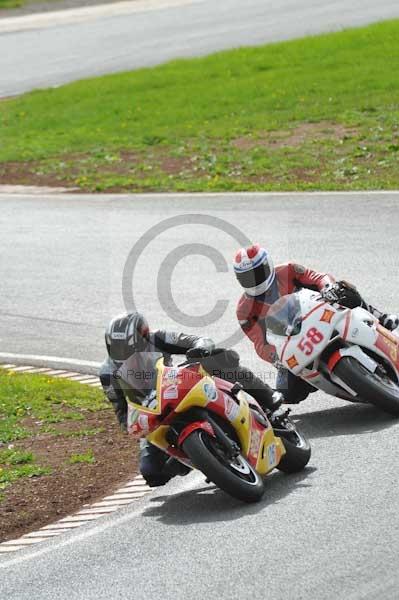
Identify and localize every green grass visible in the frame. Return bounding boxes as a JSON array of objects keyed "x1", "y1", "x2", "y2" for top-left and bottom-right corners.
[
  {"x1": 0, "y1": 465, "x2": 52, "y2": 489},
  {"x1": 0, "y1": 448, "x2": 51, "y2": 493},
  {"x1": 0, "y1": 369, "x2": 107, "y2": 443},
  {"x1": 0, "y1": 369, "x2": 107, "y2": 495},
  {"x1": 0, "y1": 0, "x2": 62, "y2": 9},
  {"x1": 1, "y1": 19, "x2": 399, "y2": 190},
  {"x1": 68, "y1": 450, "x2": 95, "y2": 465},
  {"x1": 0, "y1": 0, "x2": 23, "y2": 7},
  {"x1": 0, "y1": 449, "x2": 34, "y2": 465}
]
